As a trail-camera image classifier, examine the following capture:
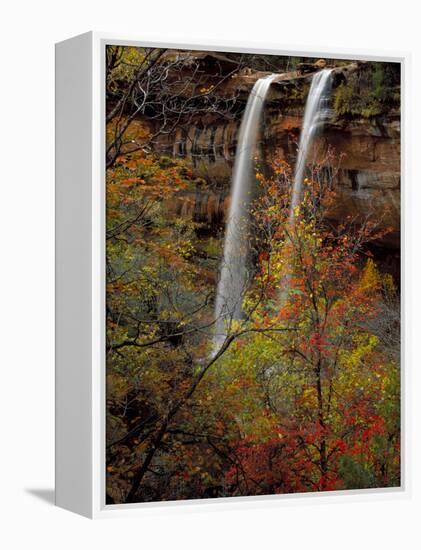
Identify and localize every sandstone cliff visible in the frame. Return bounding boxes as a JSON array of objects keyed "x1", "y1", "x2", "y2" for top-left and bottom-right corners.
[{"x1": 149, "y1": 56, "x2": 400, "y2": 253}]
